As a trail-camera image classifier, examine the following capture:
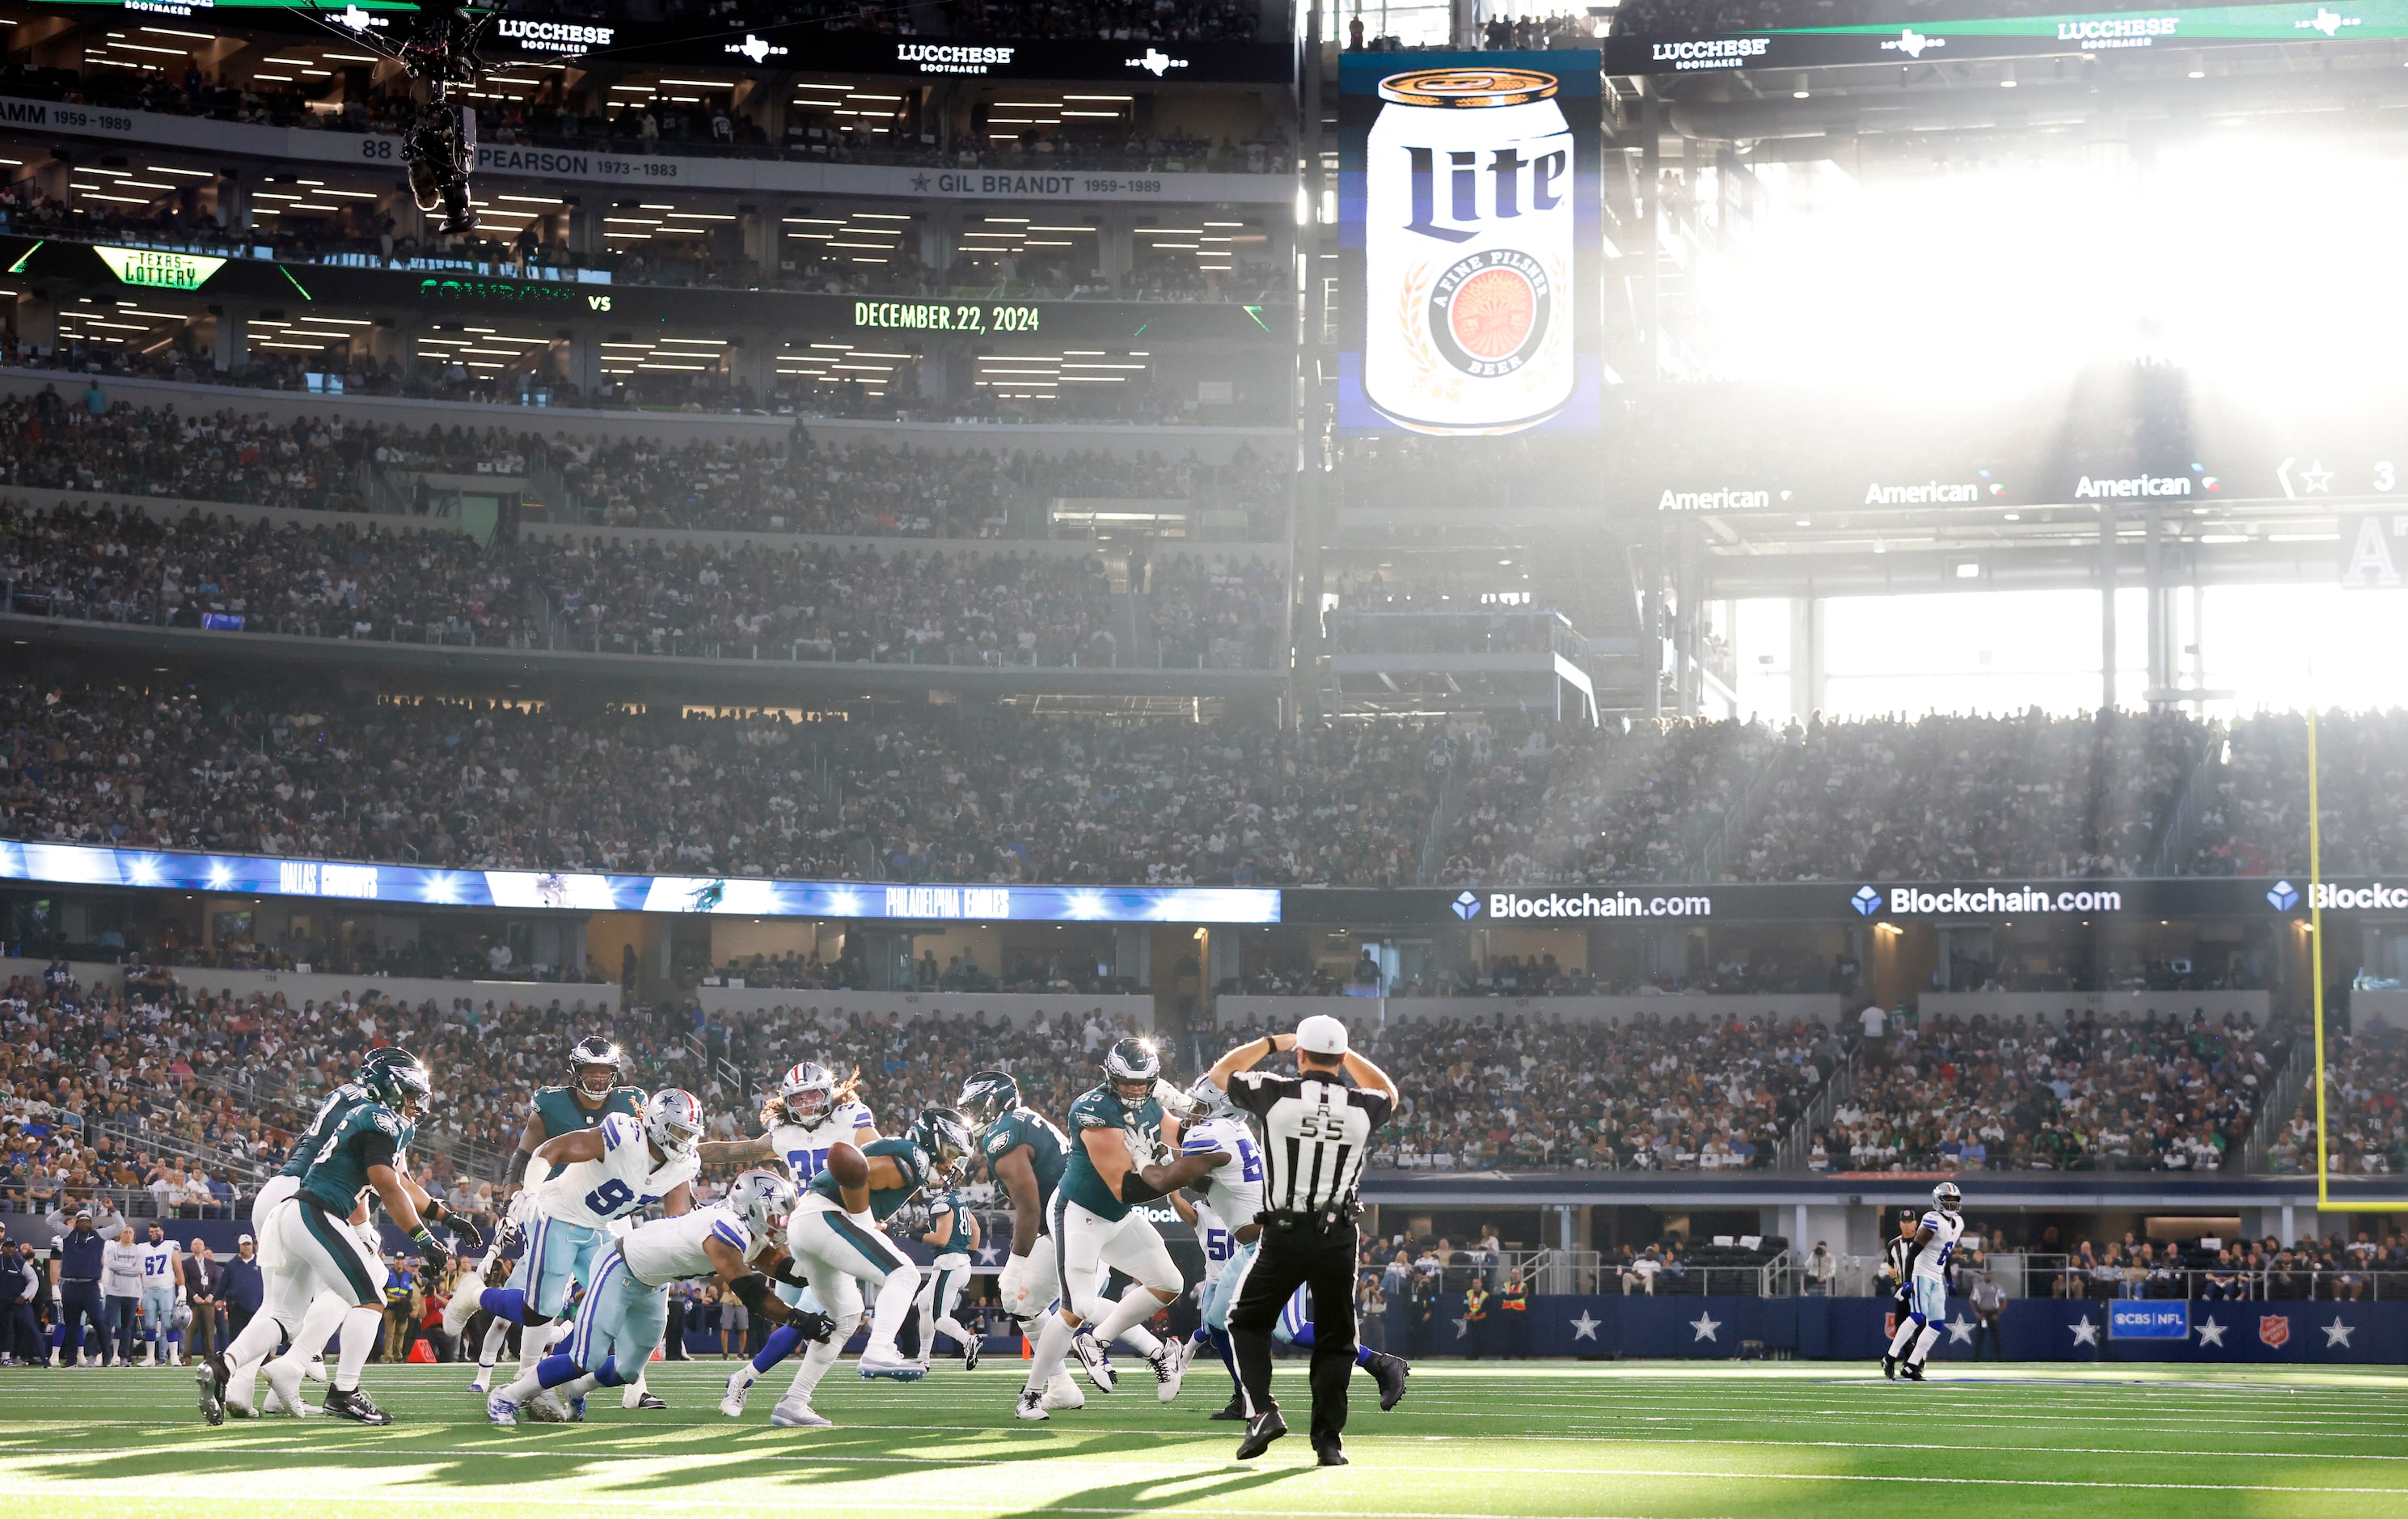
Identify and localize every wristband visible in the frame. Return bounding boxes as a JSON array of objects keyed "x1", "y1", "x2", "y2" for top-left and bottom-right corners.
[
  {"x1": 1118, "y1": 1170, "x2": 1168, "y2": 1204},
  {"x1": 729, "y1": 1271, "x2": 778, "y2": 1317},
  {"x1": 505, "y1": 1149, "x2": 530, "y2": 1187}
]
